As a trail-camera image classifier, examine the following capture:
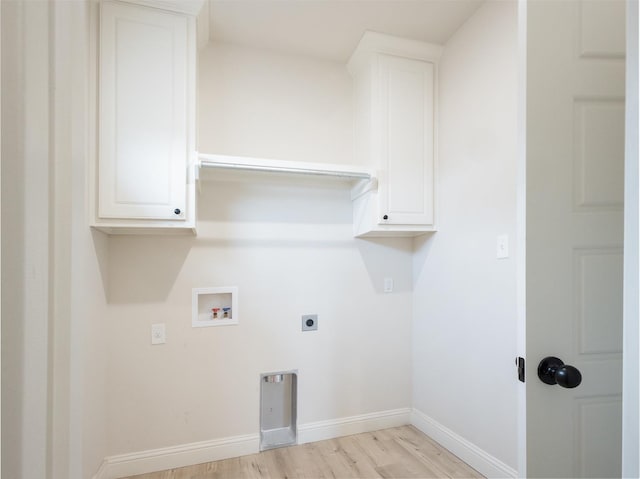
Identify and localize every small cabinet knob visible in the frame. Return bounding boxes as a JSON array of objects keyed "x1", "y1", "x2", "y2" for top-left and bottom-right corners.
[
  {"x1": 174, "y1": 208, "x2": 181, "y2": 215},
  {"x1": 383, "y1": 215, "x2": 389, "y2": 220}
]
